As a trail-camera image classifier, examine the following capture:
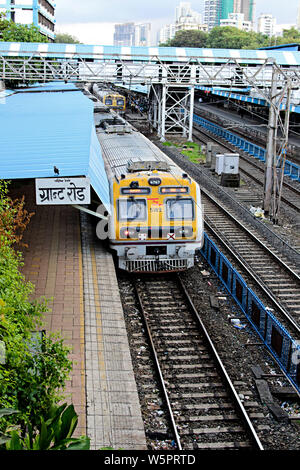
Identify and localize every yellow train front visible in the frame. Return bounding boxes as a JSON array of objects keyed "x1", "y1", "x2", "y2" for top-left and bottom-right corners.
[
  {"x1": 92, "y1": 84, "x2": 126, "y2": 112},
  {"x1": 94, "y1": 109, "x2": 204, "y2": 273}
]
